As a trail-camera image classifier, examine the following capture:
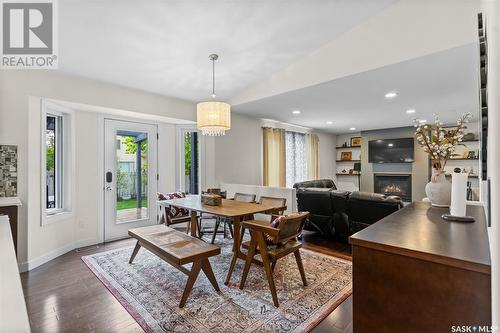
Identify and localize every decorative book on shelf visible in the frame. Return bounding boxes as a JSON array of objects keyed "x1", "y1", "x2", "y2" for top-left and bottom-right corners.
[{"x1": 336, "y1": 146, "x2": 360, "y2": 149}]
